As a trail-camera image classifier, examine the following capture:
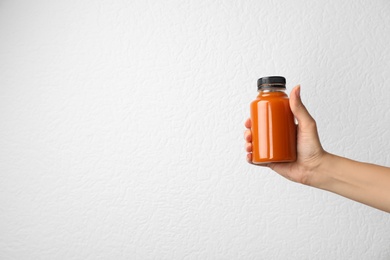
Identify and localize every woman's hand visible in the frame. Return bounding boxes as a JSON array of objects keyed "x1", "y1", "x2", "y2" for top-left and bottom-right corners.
[
  {"x1": 246, "y1": 85, "x2": 390, "y2": 212},
  {"x1": 244, "y1": 85, "x2": 327, "y2": 185}
]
